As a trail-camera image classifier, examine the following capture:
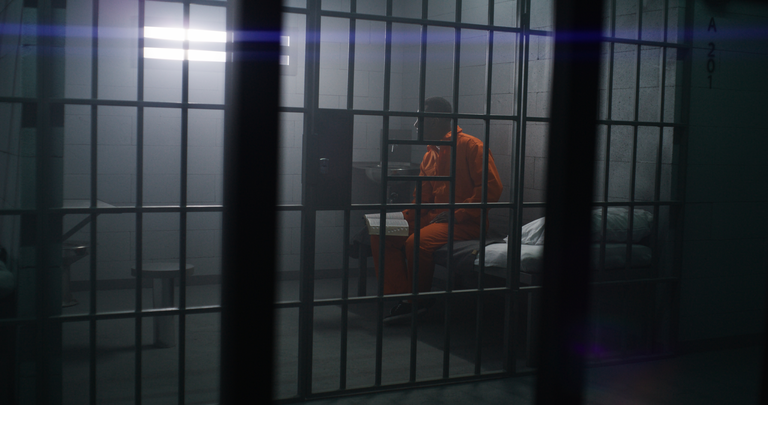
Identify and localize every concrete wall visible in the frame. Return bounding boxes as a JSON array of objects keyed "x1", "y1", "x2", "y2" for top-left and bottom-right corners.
[
  {"x1": 276, "y1": 0, "x2": 682, "y2": 273},
  {"x1": 679, "y1": 0, "x2": 768, "y2": 341},
  {"x1": 277, "y1": 0, "x2": 525, "y2": 272},
  {"x1": 60, "y1": 0, "x2": 227, "y2": 285}
]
